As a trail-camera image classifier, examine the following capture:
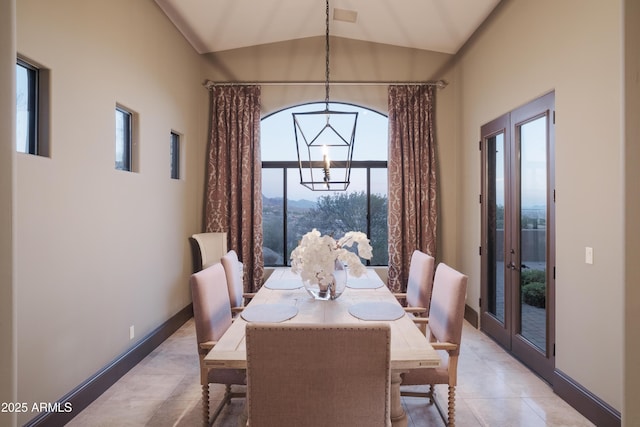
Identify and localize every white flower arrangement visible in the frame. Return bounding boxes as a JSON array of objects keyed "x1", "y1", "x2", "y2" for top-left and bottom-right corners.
[{"x1": 290, "y1": 229, "x2": 373, "y2": 288}]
